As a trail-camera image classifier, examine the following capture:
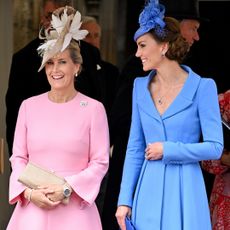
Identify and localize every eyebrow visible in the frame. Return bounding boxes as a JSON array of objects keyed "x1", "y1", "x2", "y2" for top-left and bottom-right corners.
[{"x1": 137, "y1": 40, "x2": 146, "y2": 45}]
